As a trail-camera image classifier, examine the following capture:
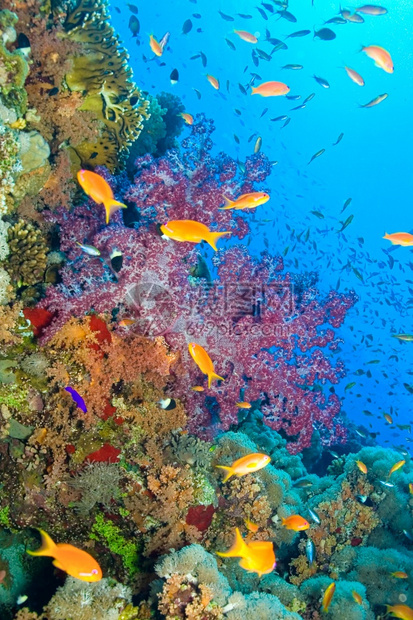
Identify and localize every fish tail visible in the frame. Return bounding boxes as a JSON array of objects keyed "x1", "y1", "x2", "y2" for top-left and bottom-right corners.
[
  {"x1": 206, "y1": 231, "x2": 230, "y2": 251},
  {"x1": 250, "y1": 87, "x2": 257, "y2": 95},
  {"x1": 104, "y1": 199, "x2": 128, "y2": 224},
  {"x1": 208, "y1": 371, "x2": 225, "y2": 388},
  {"x1": 219, "y1": 195, "x2": 234, "y2": 210},
  {"x1": 216, "y1": 528, "x2": 246, "y2": 557},
  {"x1": 27, "y1": 529, "x2": 56, "y2": 557},
  {"x1": 216, "y1": 465, "x2": 234, "y2": 482}
]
